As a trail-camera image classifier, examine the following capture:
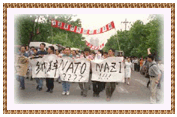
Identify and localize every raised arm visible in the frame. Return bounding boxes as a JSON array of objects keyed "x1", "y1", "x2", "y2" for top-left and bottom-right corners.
[{"x1": 147, "y1": 48, "x2": 151, "y2": 55}]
